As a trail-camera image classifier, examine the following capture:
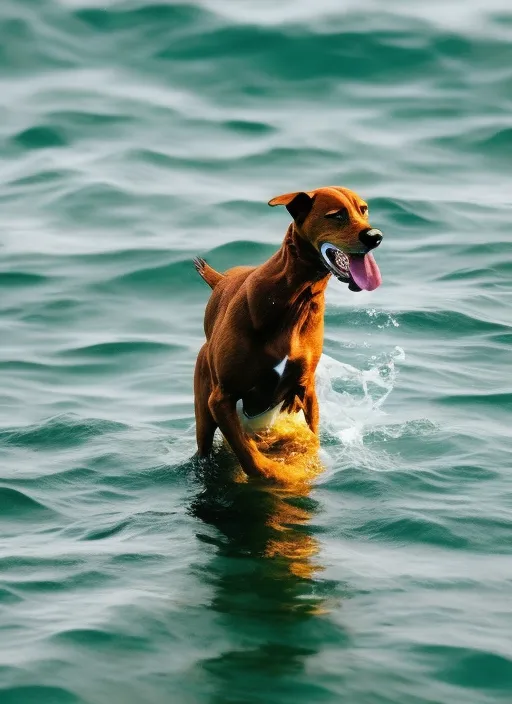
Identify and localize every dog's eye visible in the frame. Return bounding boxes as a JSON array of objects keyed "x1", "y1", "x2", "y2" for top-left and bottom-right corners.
[
  {"x1": 360, "y1": 205, "x2": 368, "y2": 216},
  {"x1": 325, "y1": 207, "x2": 348, "y2": 223}
]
